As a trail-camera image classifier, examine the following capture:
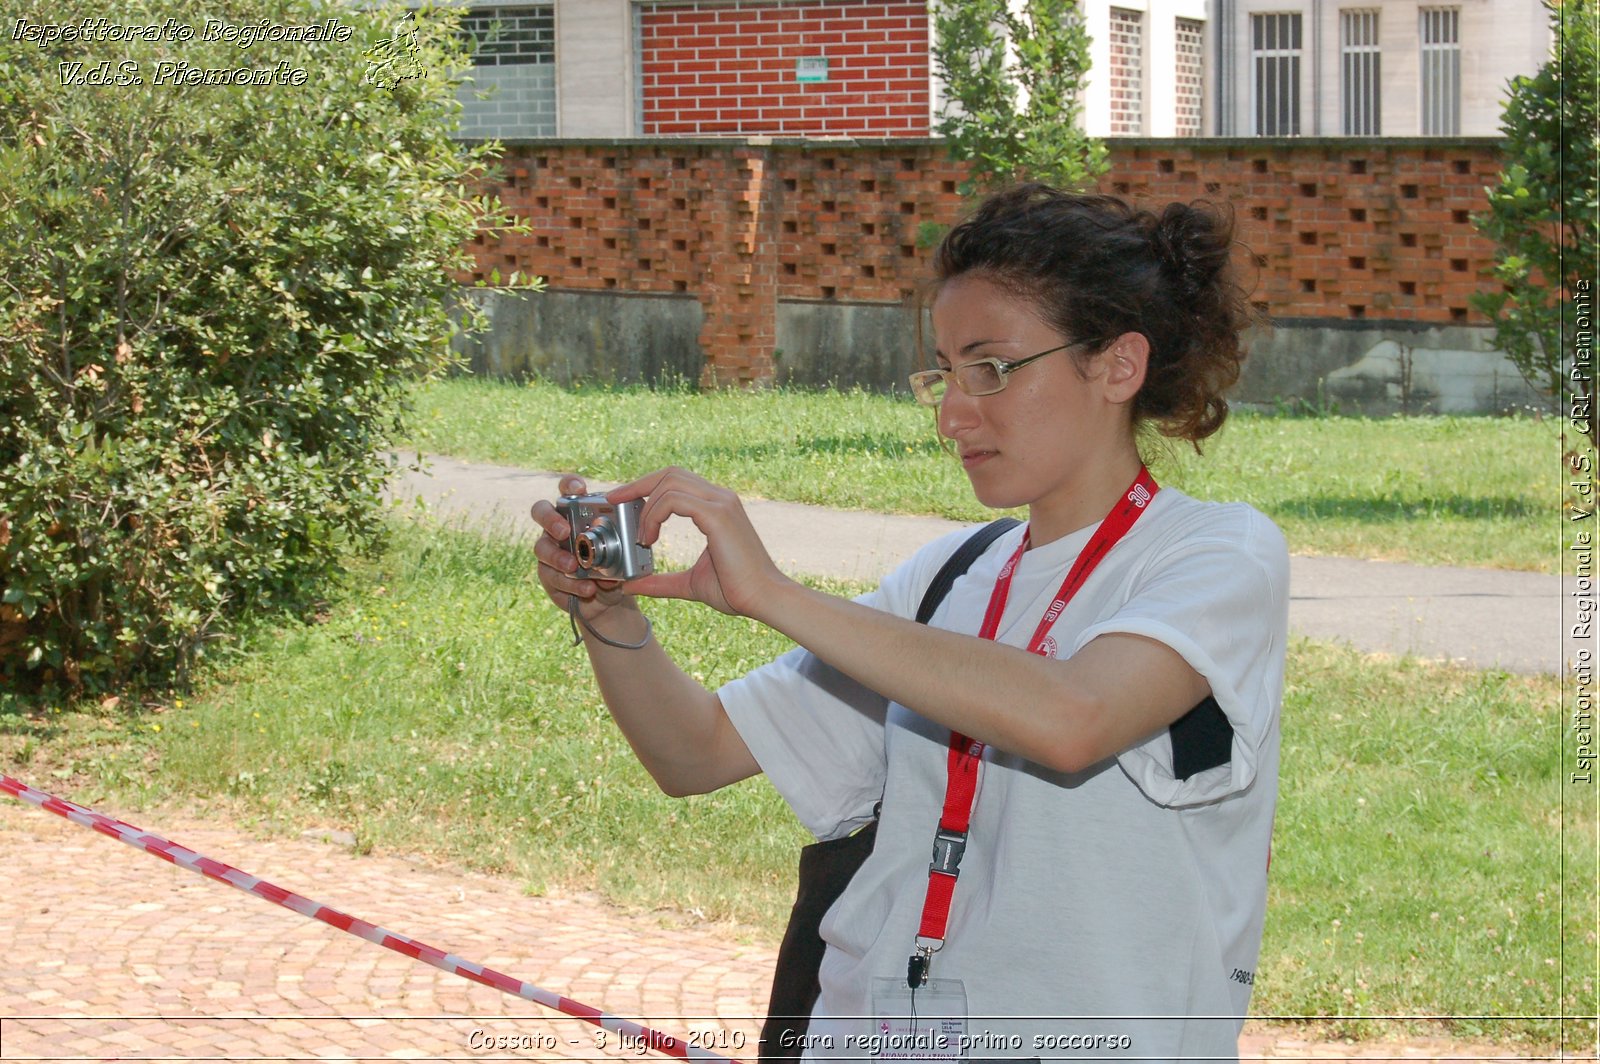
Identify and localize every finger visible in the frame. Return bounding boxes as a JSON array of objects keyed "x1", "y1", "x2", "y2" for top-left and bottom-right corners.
[
  {"x1": 637, "y1": 483, "x2": 733, "y2": 546},
  {"x1": 559, "y1": 474, "x2": 588, "y2": 496},
  {"x1": 623, "y1": 571, "x2": 694, "y2": 600},
  {"x1": 606, "y1": 465, "x2": 696, "y2": 505},
  {"x1": 530, "y1": 499, "x2": 570, "y2": 540},
  {"x1": 536, "y1": 559, "x2": 593, "y2": 599},
  {"x1": 533, "y1": 531, "x2": 577, "y2": 573}
]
